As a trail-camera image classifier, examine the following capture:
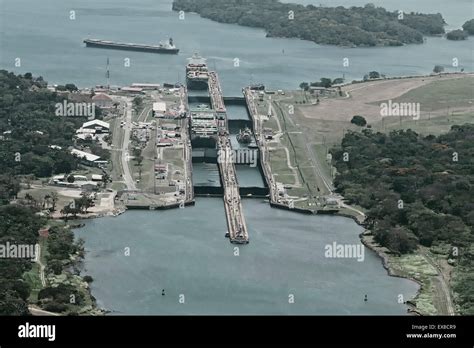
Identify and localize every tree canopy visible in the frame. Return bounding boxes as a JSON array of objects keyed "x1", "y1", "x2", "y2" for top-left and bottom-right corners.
[
  {"x1": 446, "y1": 29, "x2": 468, "y2": 41},
  {"x1": 462, "y1": 19, "x2": 474, "y2": 35},
  {"x1": 331, "y1": 125, "x2": 474, "y2": 314},
  {"x1": 351, "y1": 115, "x2": 367, "y2": 127},
  {"x1": 0, "y1": 70, "x2": 81, "y2": 180},
  {"x1": 173, "y1": 0, "x2": 445, "y2": 47},
  {"x1": 0, "y1": 71, "x2": 90, "y2": 315}
]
